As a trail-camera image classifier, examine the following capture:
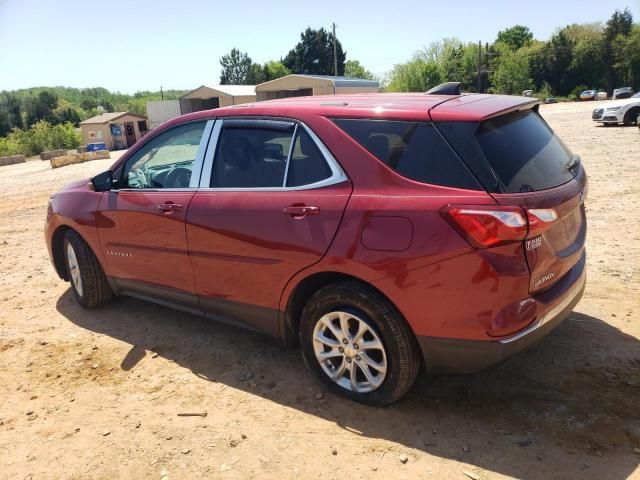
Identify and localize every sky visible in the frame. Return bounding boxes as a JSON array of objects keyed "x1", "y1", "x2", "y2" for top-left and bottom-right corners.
[{"x1": 1, "y1": 0, "x2": 638, "y2": 93}]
